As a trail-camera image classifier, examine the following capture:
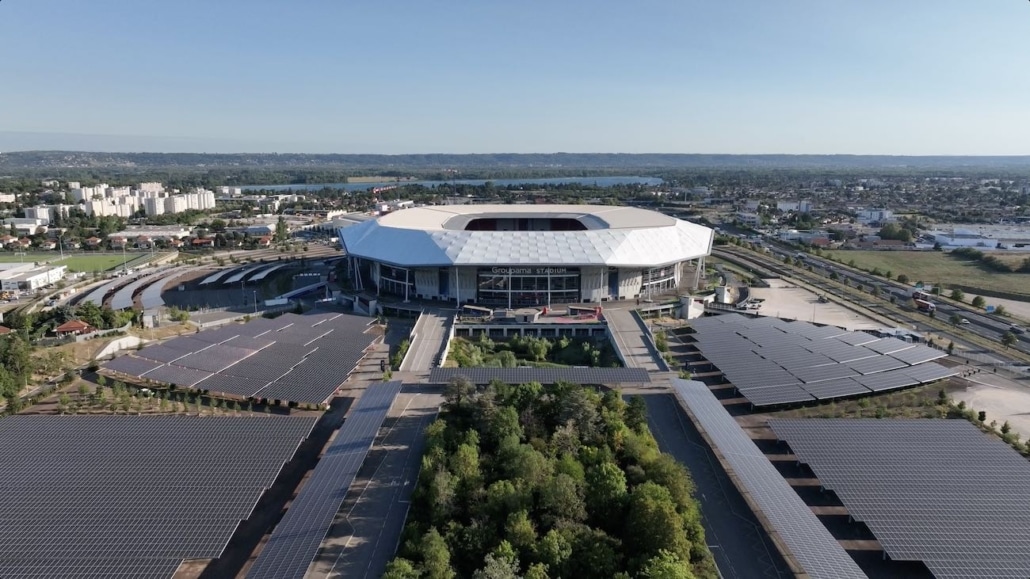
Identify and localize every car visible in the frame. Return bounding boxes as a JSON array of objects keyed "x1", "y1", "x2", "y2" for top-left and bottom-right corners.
[
  {"x1": 1010, "y1": 325, "x2": 1026, "y2": 334},
  {"x1": 959, "y1": 318, "x2": 970, "y2": 325}
]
